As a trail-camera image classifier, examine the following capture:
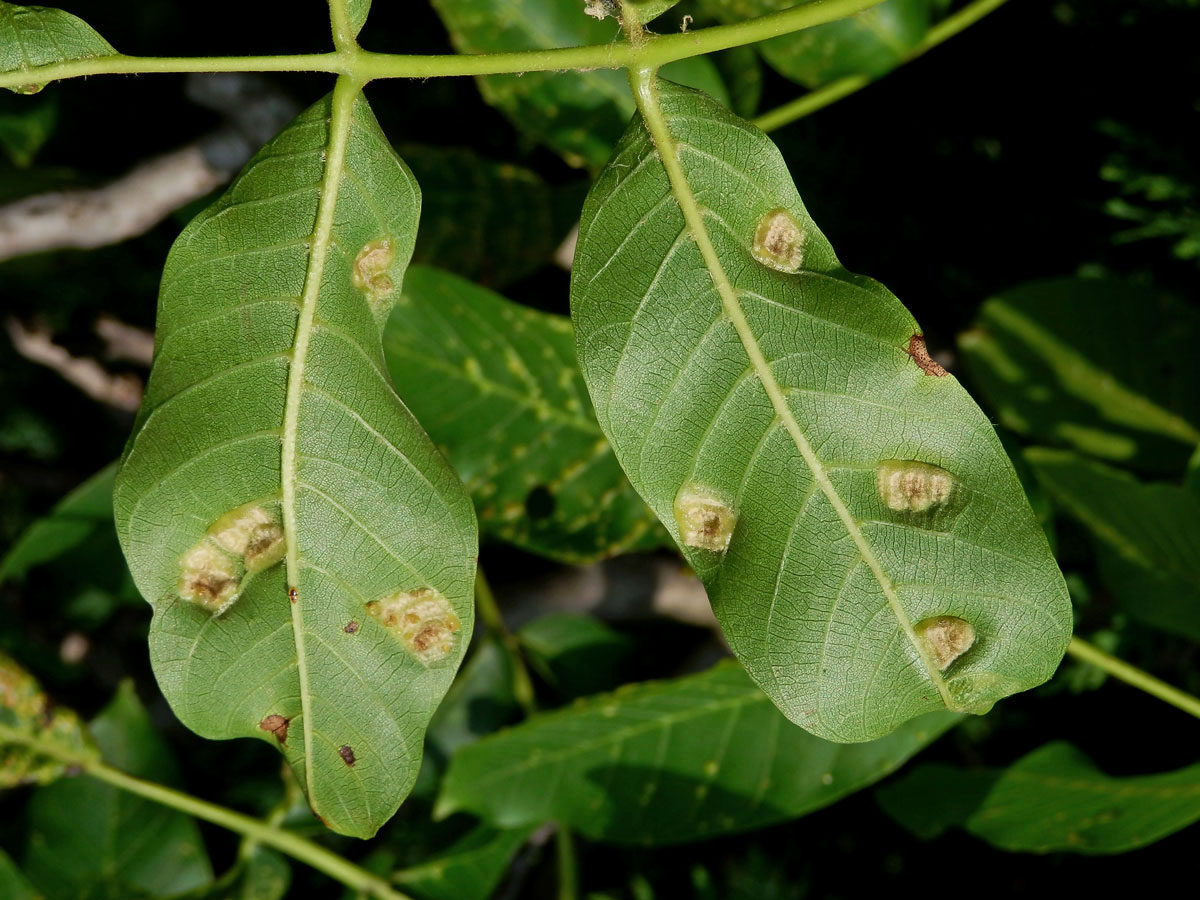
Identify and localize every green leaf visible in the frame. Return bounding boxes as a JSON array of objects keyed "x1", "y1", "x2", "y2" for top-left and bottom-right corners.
[
  {"x1": 345, "y1": 0, "x2": 372, "y2": 37},
  {"x1": 0, "y1": 463, "x2": 115, "y2": 584},
  {"x1": 0, "y1": 2, "x2": 116, "y2": 94},
  {"x1": 393, "y1": 824, "x2": 533, "y2": 900},
  {"x1": 570, "y1": 78, "x2": 1071, "y2": 742},
  {"x1": 701, "y1": 0, "x2": 931, "y2": 88},
  {"x1": 427, "y1": 0, "x2": 728, "y2": 169},
  {"x1": 959, "y1": 278, "x2": 1200, "y2": 474},
  {"x1": 517, "y1": 612, "x2": 633, "y2": 699},
  {"x1": 436, "y1": 662, "x2": 957, "y2": 843},
  {"x1": 0, "y1": 849, "x2": 38, "y2": 900},
  {"x1": 426, "y1": 637, "x2": 521, "y2": 762},
  {"x1": 402, "y1": 145, "x2": 575, "y2": 288},
  {"x1": 1026, "y1": 448, "x2": 1200, "y2": 641},
  {"x1": 24, "y1": 683, "x2": 213, "y2": 899},
  {"x1": 384, "y1": 265, "x2": 664, "y2": 564},
  {"x1": 173, "y1": 847, "x2": 290, "y2": 900},
  {"x1": 0, "y1": 652, "x2": 97, "y2": 787},
  {"x1": 113, "y1": 88, "x2": 478, "y2": 838},
  {"x1": 878, "y1": 742, "x2": 1200, "y2": 853},
  {"x1": 0, "y1": 93, "x2": 55, "y2": 166}
]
